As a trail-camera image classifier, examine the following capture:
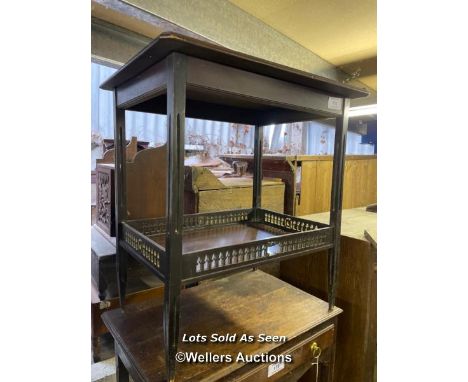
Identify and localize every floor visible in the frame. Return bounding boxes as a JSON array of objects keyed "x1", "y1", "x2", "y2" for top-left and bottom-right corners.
[
  {"x1": 92, "y1": 333, "x2": 116, "y2": 381},
  {"x1": 91, "y1": 357, "x2": 115, "y2": 382}
]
